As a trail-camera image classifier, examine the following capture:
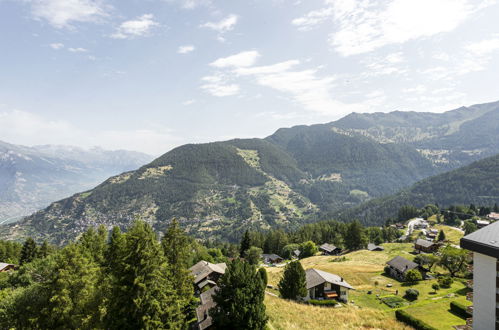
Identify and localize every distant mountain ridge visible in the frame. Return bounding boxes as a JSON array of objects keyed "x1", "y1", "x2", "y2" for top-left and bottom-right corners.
[
  {"x1": 0, "y1": 141, "x2": 153, "y2": 223},
  {"x1": 1, "y1": 100, "x2": 498, "y2": 244}
]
